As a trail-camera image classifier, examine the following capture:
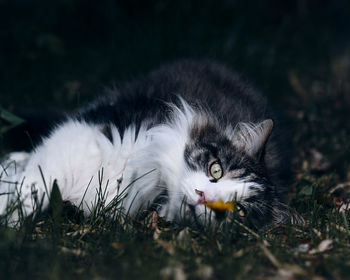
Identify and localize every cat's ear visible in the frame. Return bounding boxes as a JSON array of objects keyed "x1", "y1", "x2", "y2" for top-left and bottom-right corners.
[{"x1": 232, "y1": 119, "x2": 274, "y2": 159}]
